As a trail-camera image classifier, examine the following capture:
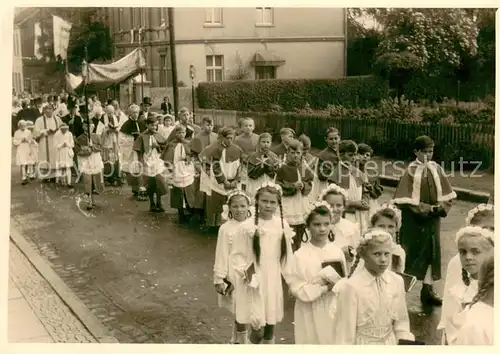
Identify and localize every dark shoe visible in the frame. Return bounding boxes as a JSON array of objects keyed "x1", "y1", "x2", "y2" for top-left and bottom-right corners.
[
  {"x1": 421, "y1": 284, "x2": 442, "y2": 307},
  {"x1": 67, "y1": 185, "x2": 74, "y2": 189},
  {"x1": 21, "y1": 180, "x2": 28, "y2": 185}
]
